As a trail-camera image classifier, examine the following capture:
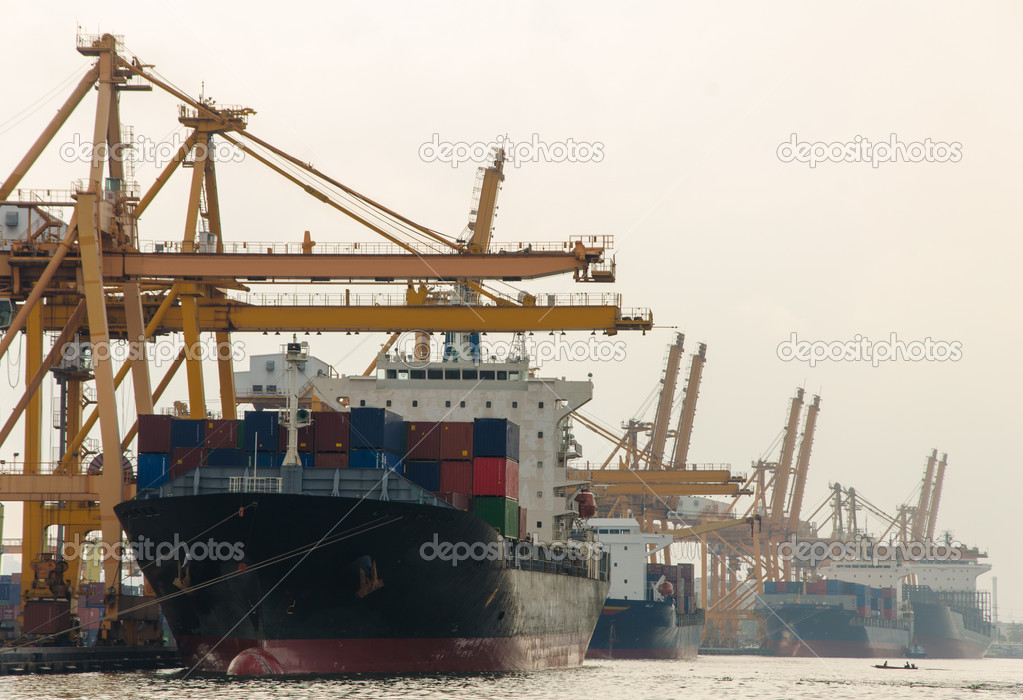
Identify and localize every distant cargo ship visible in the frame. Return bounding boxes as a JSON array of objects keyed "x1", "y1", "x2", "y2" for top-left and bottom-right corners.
[
  {"x1": 119, "y1": 342, "x2": 610, "y2": 674},
  {"x1": 585, "y1": 518, "x2": 704, "y2": 659},
  {"x1": 757, "y1": 576, "x2": 912, "y2": 658}
]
